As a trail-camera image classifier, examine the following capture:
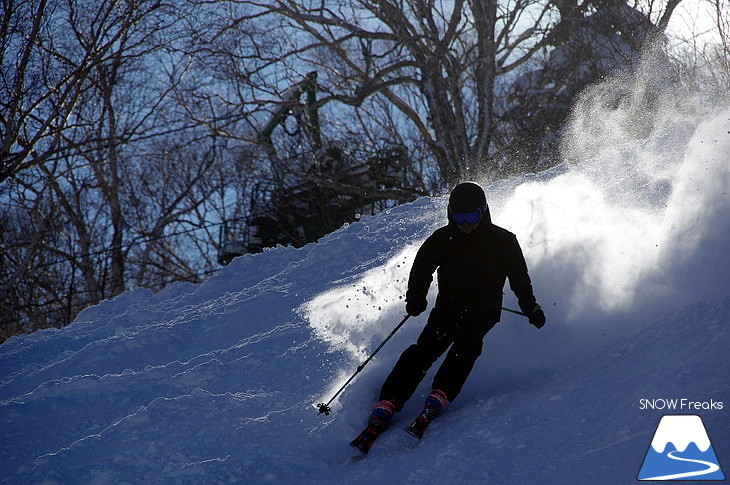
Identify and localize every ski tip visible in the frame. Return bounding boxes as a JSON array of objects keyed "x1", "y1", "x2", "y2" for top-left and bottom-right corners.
[
  {"x1": 349, "y1": 441, "x2": 370, "y2": 454},
  {"x1": 403, "y1": 424, "x2": 425, "y2": 440}
]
